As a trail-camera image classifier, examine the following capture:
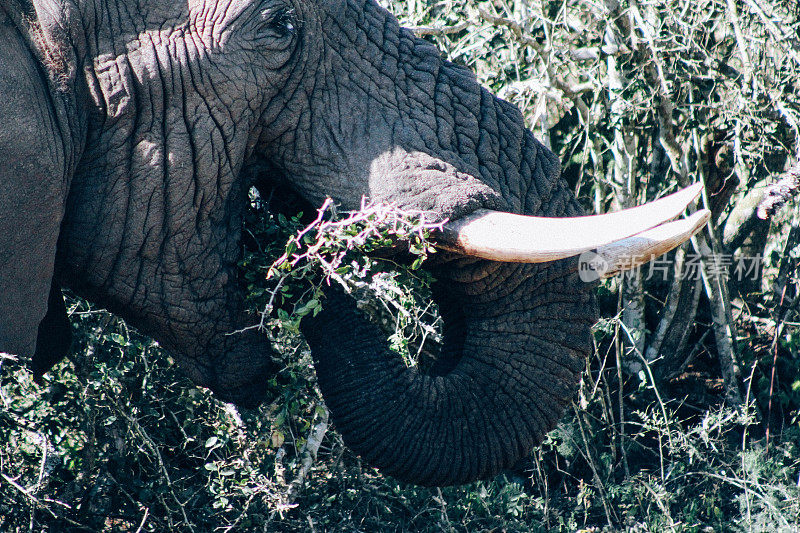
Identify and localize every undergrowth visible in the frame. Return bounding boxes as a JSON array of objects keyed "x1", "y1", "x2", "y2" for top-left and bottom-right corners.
[
  {"x1": 3, "y1": 0, "x2": 800, "y2": 530},
  {"x1": 2, "y1": 195, "x2": 799, "y2": 532}
]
